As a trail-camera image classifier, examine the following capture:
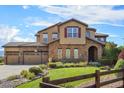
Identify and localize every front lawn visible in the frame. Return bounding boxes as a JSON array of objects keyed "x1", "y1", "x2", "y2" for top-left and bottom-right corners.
[{"x1": 17, "y1": 67, "x2": 99, "y2": 88}]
